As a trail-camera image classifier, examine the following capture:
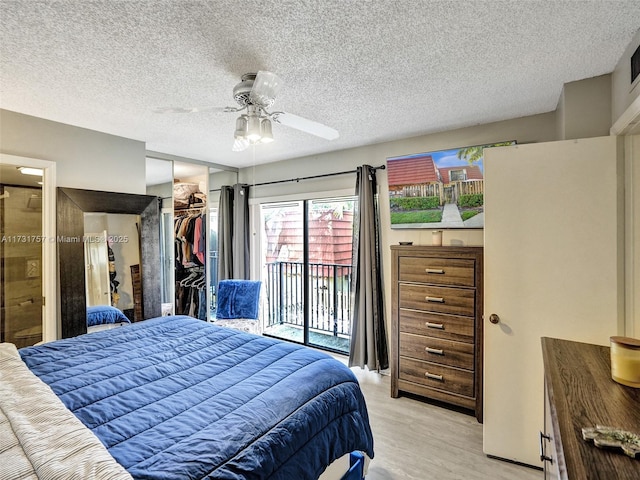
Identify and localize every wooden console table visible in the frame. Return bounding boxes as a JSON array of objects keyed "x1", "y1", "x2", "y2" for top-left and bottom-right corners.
[{"x1": 541, "y1": 337, "x2": 640, "y2": 479}]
